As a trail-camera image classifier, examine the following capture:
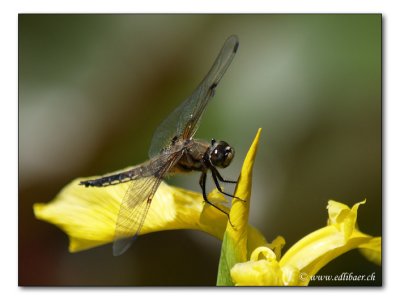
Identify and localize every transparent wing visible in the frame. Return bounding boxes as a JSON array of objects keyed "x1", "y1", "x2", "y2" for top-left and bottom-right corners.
[
  {"x1": 149, "y1": 35, "x2": 239, "y2": 157},
  {"x1": 113, "y1": 176, "x2": 161, "y2": 256},
  {"x1": 112, "y1": 151, "x2": 183, "y2": 256}
]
